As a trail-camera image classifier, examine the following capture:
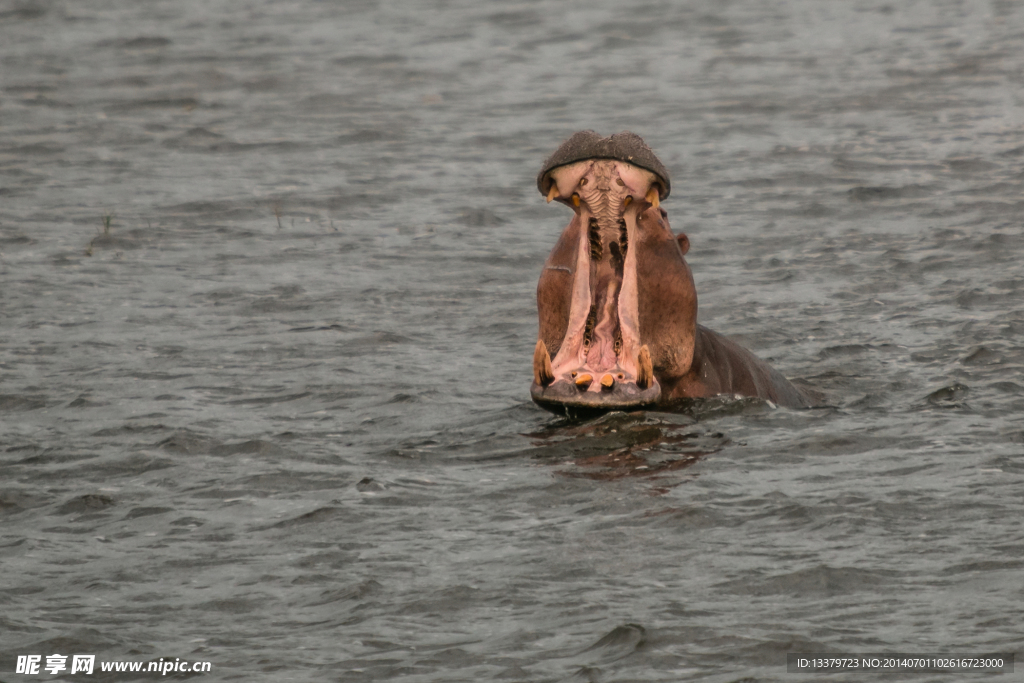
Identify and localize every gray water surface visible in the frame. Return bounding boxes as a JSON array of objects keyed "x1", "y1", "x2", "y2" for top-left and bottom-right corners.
[{"x1": 2, "y1": 1, "x2": 1023, "y2": 681}]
